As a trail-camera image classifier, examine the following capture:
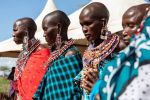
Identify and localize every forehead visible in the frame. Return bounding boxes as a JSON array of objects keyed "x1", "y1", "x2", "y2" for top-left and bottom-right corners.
[
  {"x1": 13, "y1": 20, "x2": 27, "y2": 30},
  {"x1": 14, "y1": 21, "x2": 22, "y2": 27},
  {"x1": 80, "y1": 7, "x2": 106, "y2": 22},
  {"x1": 80, "y1": 9, "x2": 97, "y2": 22},
  {"x1": 123, "y1": 11, "x2": 142, "y2": 25},
  {"x1": 43, "y1": 16, "x2": 57, "y2": 25}
]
